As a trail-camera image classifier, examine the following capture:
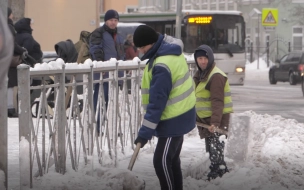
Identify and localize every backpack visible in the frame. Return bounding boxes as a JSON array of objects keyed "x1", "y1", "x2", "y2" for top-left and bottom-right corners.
[{"x1": 74, "y1": 31, "x2": 92, "y2": 63}]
